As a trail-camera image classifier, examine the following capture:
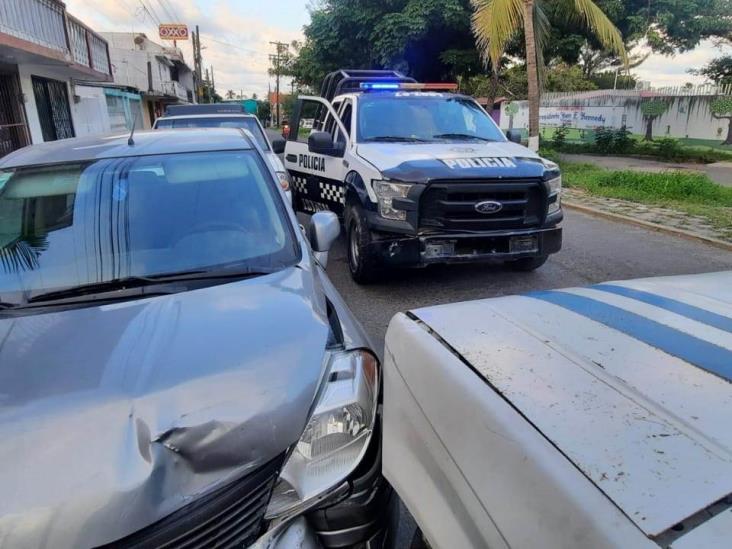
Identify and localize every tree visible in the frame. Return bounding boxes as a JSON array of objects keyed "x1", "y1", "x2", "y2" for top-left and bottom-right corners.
[
  {"x1": 472, "y1": 0, "x2": 627, "y2": 146},
  {"x1": 505, "y1": 102, "x2": 520, "y2": 129},
  {"x1": 290, "y1": 0, "x2": 481, "y2": 89},
  {"x1": 711, "y1": 97, "x2": 732, "y2": 145},
  {"x1": 691, "y1": 56, "x2": 732, "y2": 87},
  {"x1": 640, "y1": 100, "x2": 669, "y2": 141},
  {"x1": 225, "y1": 90, "x2": 236, "y2": 100}
]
